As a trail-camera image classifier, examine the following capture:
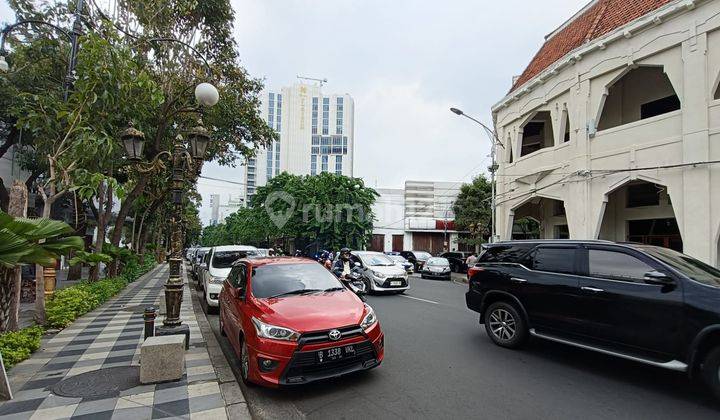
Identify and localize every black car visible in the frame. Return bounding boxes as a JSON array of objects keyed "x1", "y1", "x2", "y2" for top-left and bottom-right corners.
[
  {"x1": 465, "y1": 240, "x2": 720, "y2": 399},
  {"x1": 400, "y1": 250, "x2": 432, "y2": 272},
  {"x1": 440, "y1": 251, "x2": 472, "y2": 273}
]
